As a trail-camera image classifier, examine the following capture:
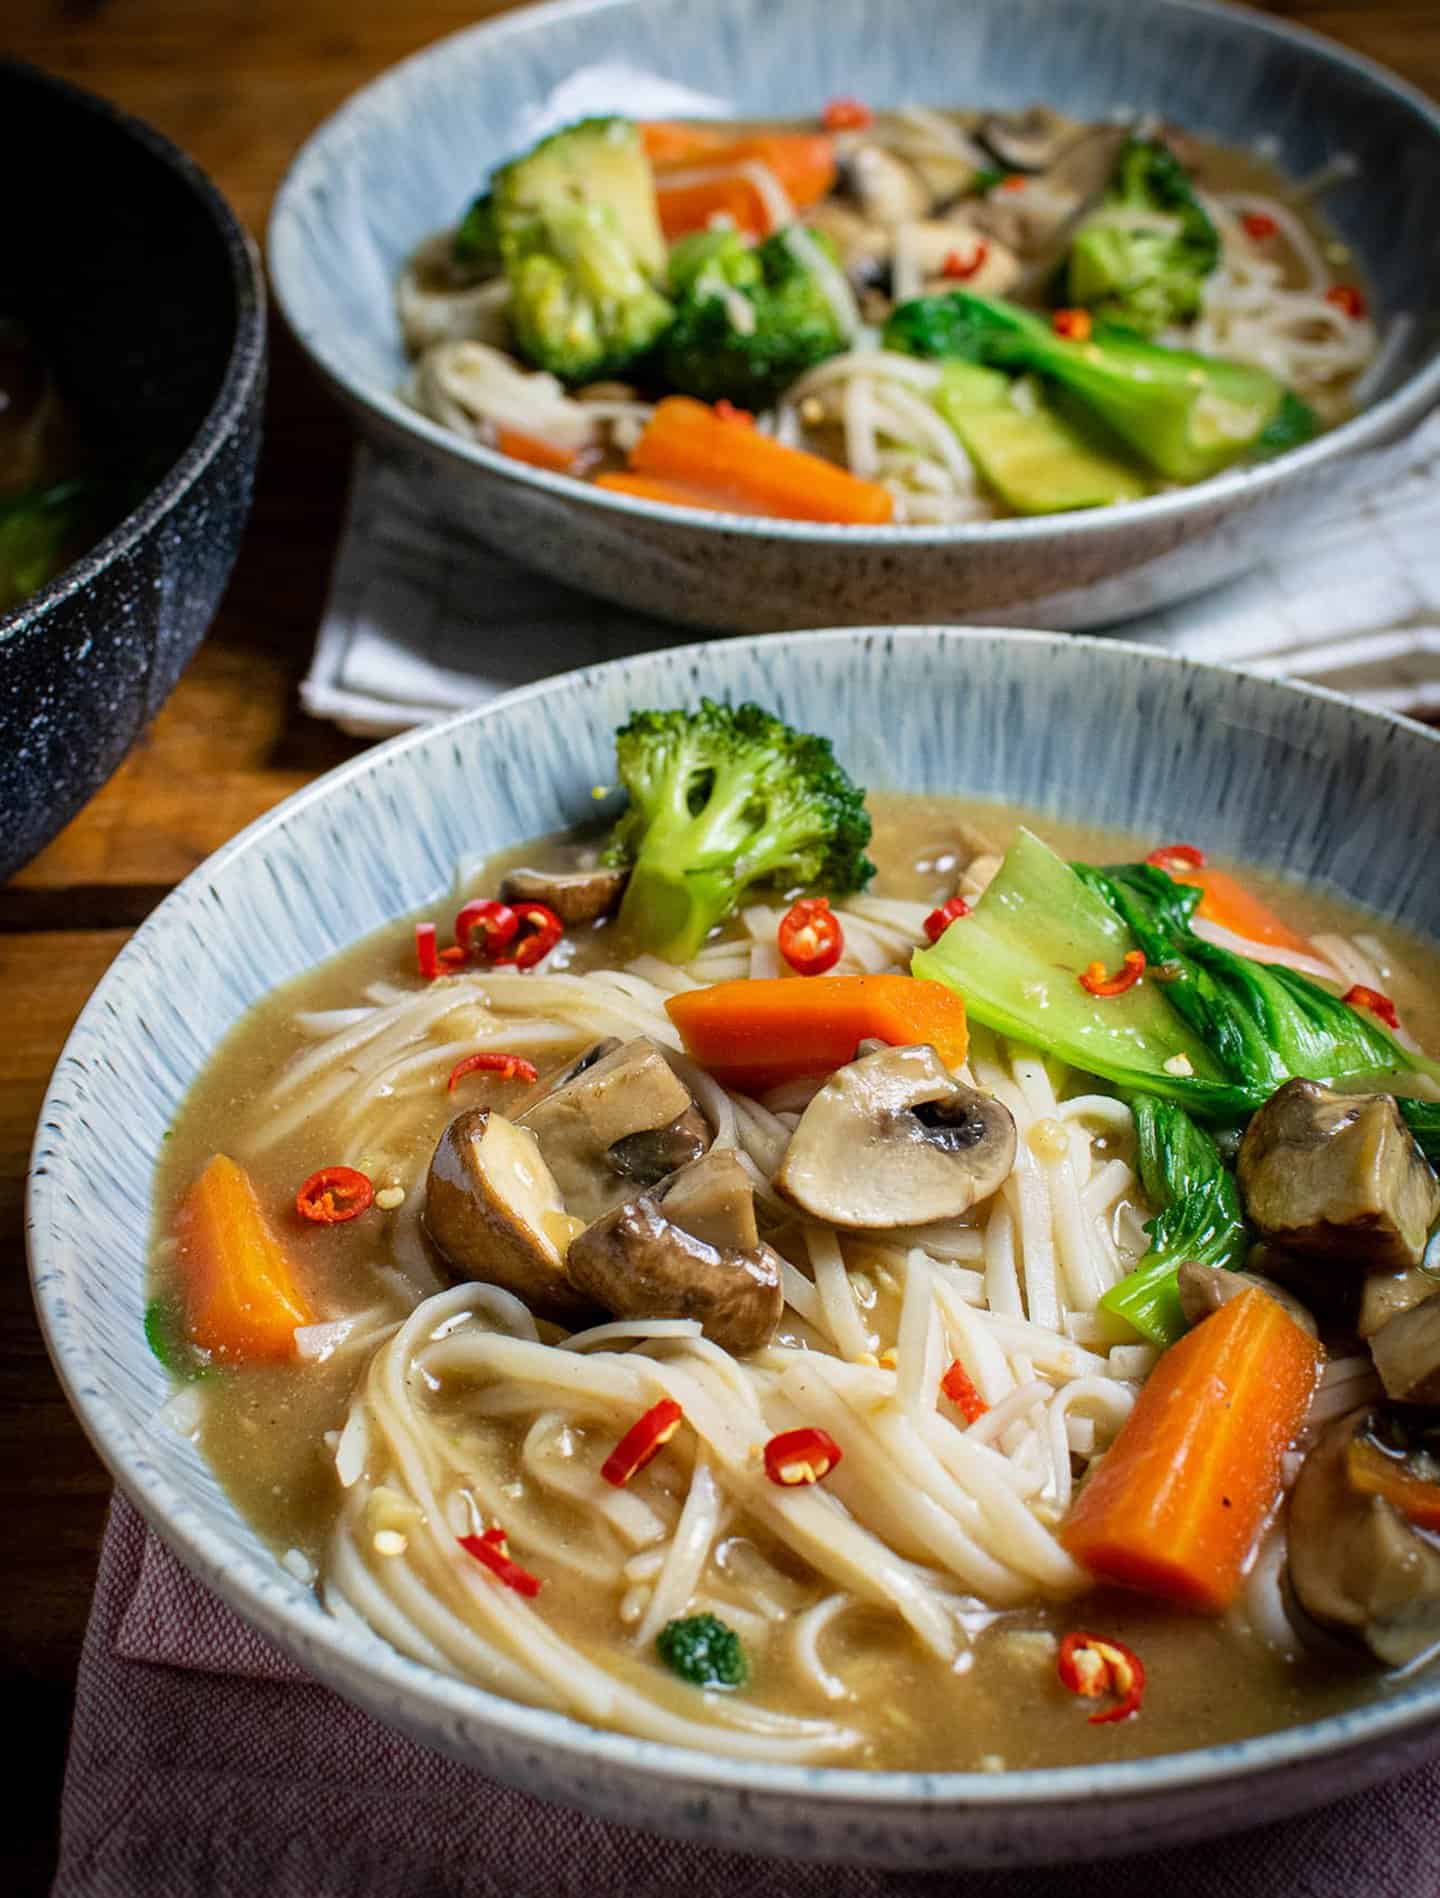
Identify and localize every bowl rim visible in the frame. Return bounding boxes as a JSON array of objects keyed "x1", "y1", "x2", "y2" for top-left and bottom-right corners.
[
  {"x1": 28, "y1": 623, "x2": 1440, "y2": 1816},
  {"x1": 0, "y1": 58, "x2": 267, "y2": 642},
  {"x1": 268, "y1": 0, "x2": 1440, "y2": 546}
]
